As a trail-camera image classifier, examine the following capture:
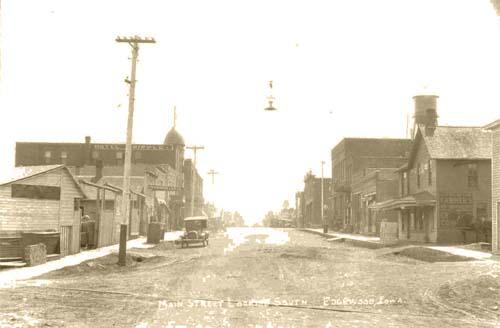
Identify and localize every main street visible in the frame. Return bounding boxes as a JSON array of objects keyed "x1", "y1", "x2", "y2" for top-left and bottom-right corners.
[{"x1": 1, "y1": 228, "x2": 500, "y2": 328}]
